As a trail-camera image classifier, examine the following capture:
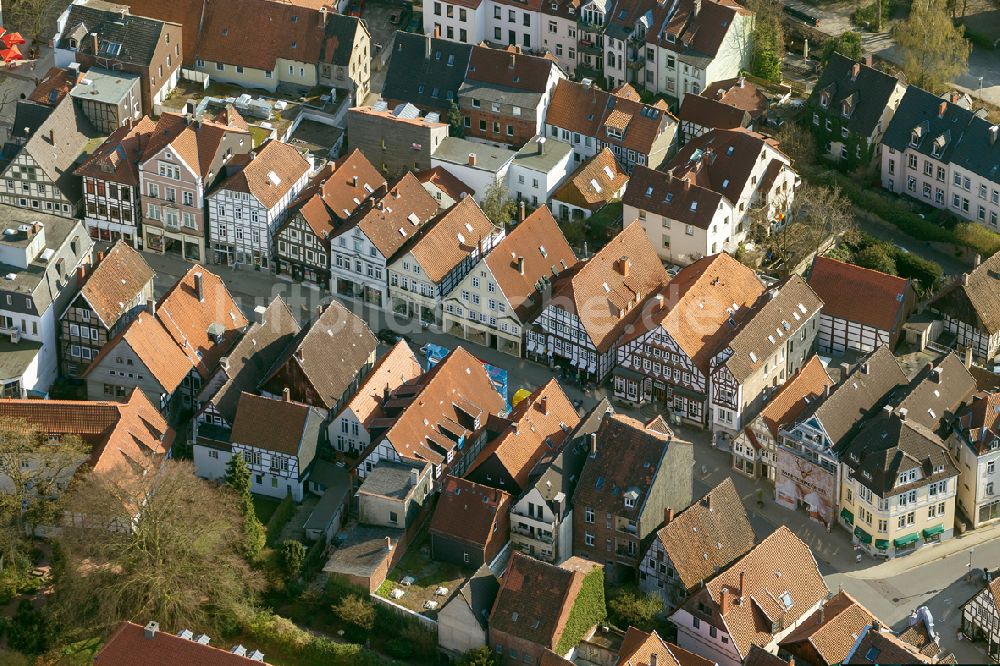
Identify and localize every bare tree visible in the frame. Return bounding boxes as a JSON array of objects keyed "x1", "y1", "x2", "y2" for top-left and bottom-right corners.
[
  {"x1": 52, "y1": 460, "x2": 263, "y2": 638},
  {"x1": 8, "y1": 0, "x2": 66, "y2": 42},
  {"x1": 759, "y1": 184, "x2": 855, "y2": 273}
]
